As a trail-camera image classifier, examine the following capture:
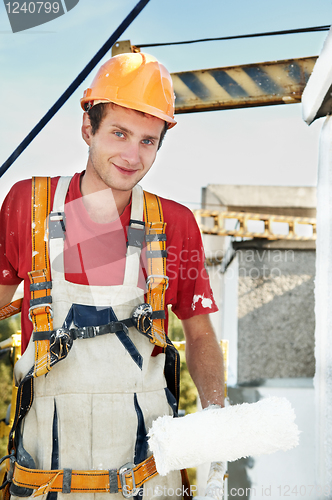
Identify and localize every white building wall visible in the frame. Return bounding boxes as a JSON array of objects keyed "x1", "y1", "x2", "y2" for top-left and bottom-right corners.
[
  {"x1": 314, "y1": 115, "x2": 332, "y2": 495},
  {"x1": 220, "y1": 256, "x2": 239, "y2": 386}
]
